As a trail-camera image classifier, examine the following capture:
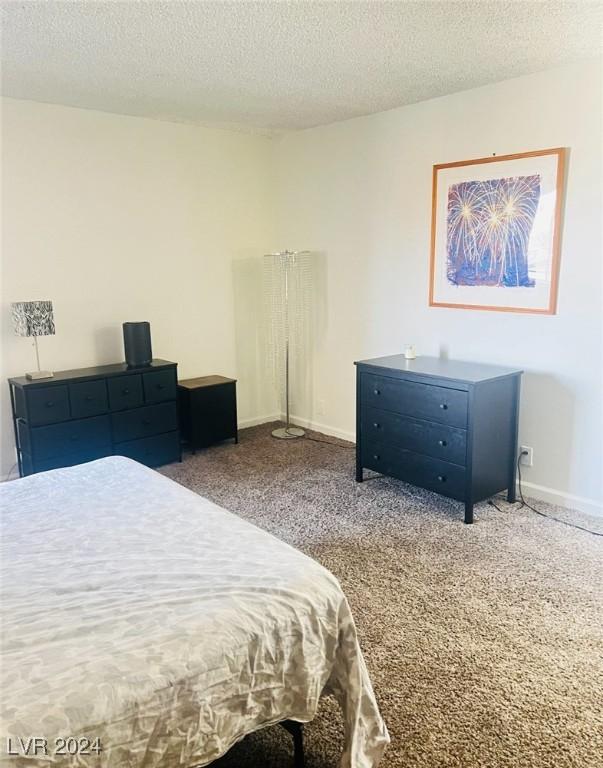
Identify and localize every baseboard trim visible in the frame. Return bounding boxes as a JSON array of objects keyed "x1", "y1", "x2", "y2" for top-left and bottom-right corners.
[
  {"x1": 240, "y1": 412, "x2": 356, "y2": 443},
  {"x1": 286, "y1": 413, "x2": 355, "y2": 443},
  {"x1": 518, "y1": 480, "x2": 602, "y2": 518},
  {"x1": 238, "y1": 413, "x2": 281, "y2": 429}
]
